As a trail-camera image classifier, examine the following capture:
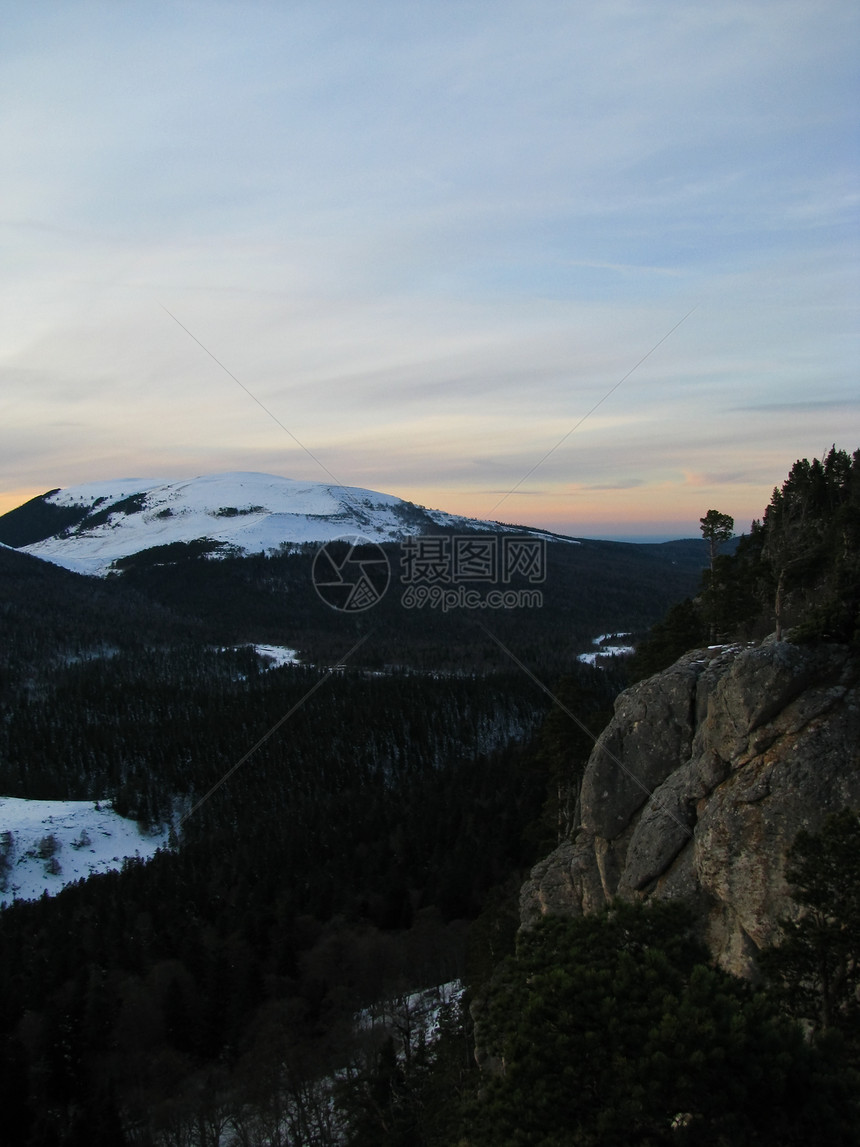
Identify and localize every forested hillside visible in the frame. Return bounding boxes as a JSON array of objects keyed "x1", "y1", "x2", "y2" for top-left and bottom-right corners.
[{"x1": 0, "y1": 545, "x2": 203, "y2": 689}]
